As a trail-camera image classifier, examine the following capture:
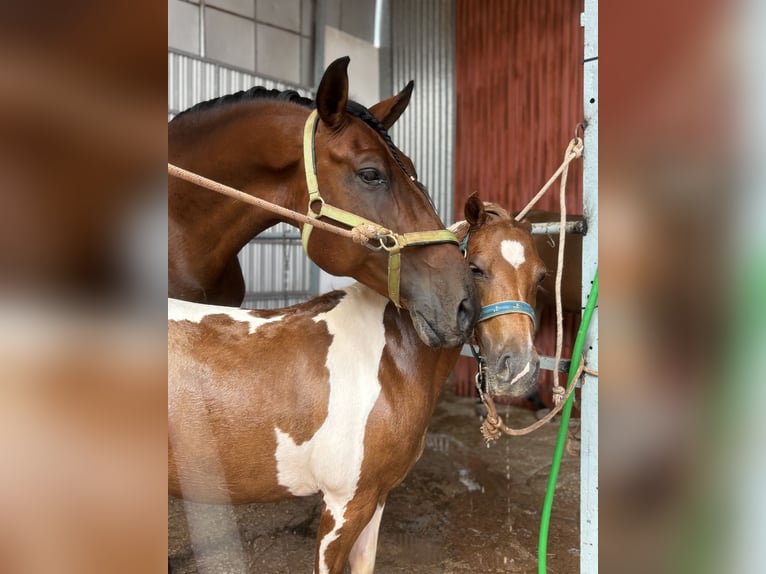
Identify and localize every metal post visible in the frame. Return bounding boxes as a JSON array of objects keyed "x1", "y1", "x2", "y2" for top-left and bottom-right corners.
[
  {"x1": 199, "y1": 0, "x2": 206, "y2": 58},
  {"x1": 375, "y1": 0, "x2": 392, "y2": 100},
  {"x1": 313, "y1": 0, "x2": 327, "y2": 87},
  {"x1": 580, "y1": 0, "x2": 599, "y2": 572},
  {"x1": 529, "y1": 221, "x2": 587, "y2": 236}
]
